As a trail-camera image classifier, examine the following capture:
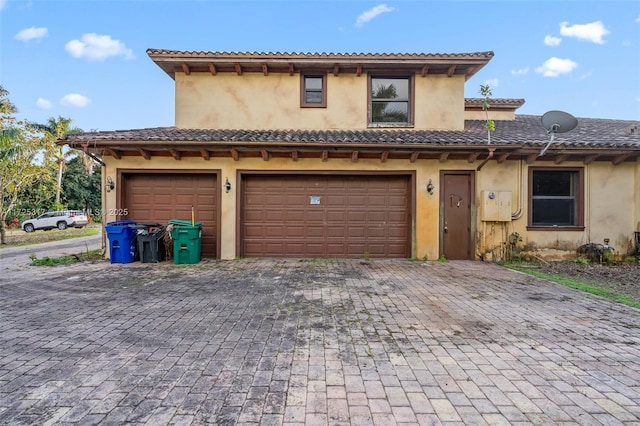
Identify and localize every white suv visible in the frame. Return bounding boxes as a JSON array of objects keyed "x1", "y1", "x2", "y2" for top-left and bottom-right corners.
[{"x1": 21, "y1": 210, "x2": 89, "y2": 232}]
